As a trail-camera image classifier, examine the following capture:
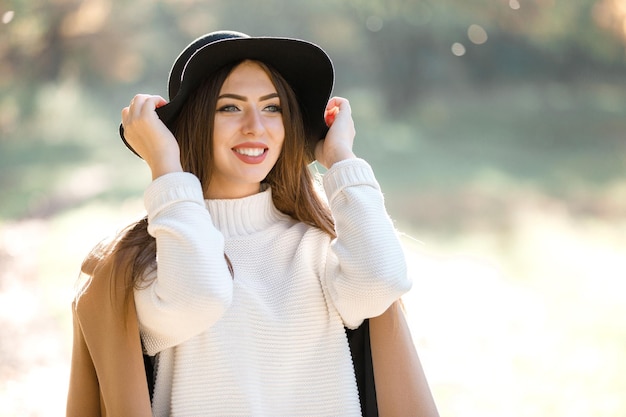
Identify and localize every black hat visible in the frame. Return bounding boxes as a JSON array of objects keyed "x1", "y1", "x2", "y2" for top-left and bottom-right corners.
[{"x1": 120, "y1": 30, "x2": 335, "y2": 157}]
